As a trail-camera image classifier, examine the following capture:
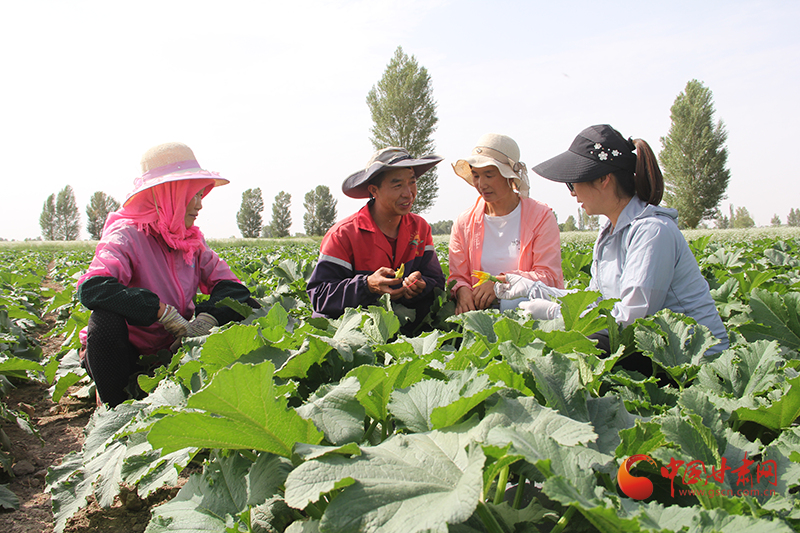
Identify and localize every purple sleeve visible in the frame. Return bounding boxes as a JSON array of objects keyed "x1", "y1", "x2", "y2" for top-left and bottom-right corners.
[{"x1": 306, "y1": 258, "x2": 377, "y2": 318}]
